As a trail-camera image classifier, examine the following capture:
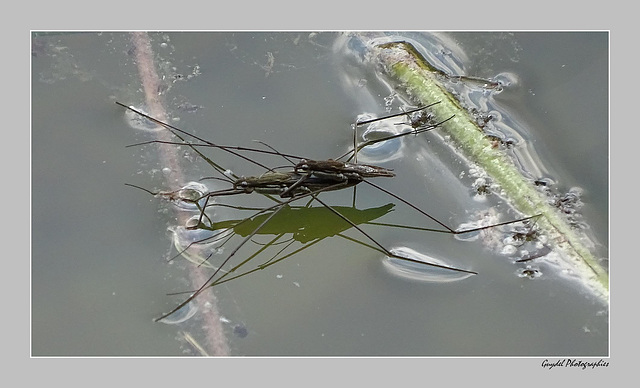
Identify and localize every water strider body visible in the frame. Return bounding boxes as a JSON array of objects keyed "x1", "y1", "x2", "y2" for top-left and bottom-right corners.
[
  {"x1": 233, "y1": 160, "x2": 393, "y2": 198},
  {"x1": 294, "y1": 159, "x2": 395, "y2": 179}
]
